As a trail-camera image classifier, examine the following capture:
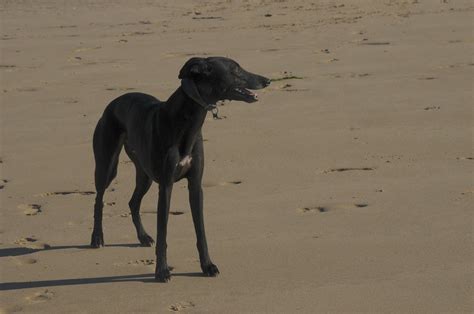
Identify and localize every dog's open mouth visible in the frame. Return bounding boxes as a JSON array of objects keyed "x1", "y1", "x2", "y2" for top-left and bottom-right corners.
[{"x1": 231, "y1": 87, "x2": 258, "y2": 102}]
